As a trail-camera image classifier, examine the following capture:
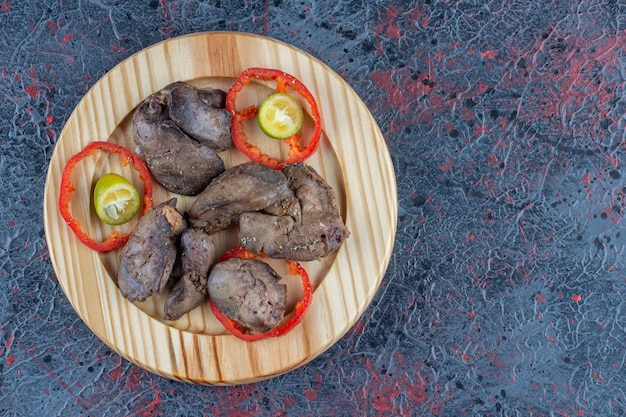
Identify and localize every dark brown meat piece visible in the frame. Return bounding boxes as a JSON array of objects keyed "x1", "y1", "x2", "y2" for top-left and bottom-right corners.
[
  {"x1": 207, "y1": 258, "x2": 287, "y2": 333},
  {"x1": 187, "y1": 162, "x2": 297, "y2": 234},
  {"x1": 160, "y1": 81, "x2": 232, "y2": 151},
  {"x1": 132, "y1": 93, "x2": 225, "y2": 196},
  {"x1": 164, "y1": 229, "x2": 215, "y2": 321},
  {"x1": 238, "y1": 163, "x2": 349, "y2": 261},
  {"x1": 117, "y1": 199, "x2": 186, "y2": 302}
]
